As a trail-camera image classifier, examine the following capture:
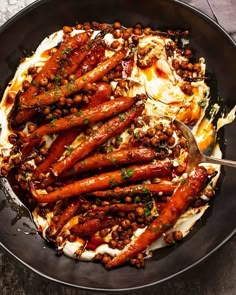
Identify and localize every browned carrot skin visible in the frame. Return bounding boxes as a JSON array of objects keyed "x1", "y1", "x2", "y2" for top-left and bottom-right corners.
[
  {"x1": 23, "y1": 96, "x2": 136, "y2": 143},
  {"x1": 50, "y1": 103, "x2": 144, "y2": 177},
  {"x1": 49, "y1": 198, "x2": 80, "y2": 236},
  {"x1": 70, "y1": 216, "x2": 118, "y2": 237},
  {"x1": 31, "y1": 160, "x2": 172, "y2": 203},
  {"x1": 74, "y1": 43, "x2": 105, "y2": 78},
  {"x1": 19, "y1": 32, "x2": 90, "y2": 105},
  {"x1": 21, "y1": 50, "x2": 126, "y2": 108},
  {"x1": 89, "y1": 182, "x2": 176, "y2": 198},
  {"x1": 61, "y1": 147, "x2": 156, "y2": 179},
  {"x1": 90, "y1": 203, "x2": 139, "y2": 213},
  {"x1": 32, "y1": 128, "x2": 78, "y2": 179},
  {"x1": 105, "y1": 166, "x2": 208, "y2": 270},
  {"x1": 32, "y1": 82, "x2": 112, "y2": 179},
  {"x1": 14, "y1": 39, "x2": 105, "y2": 125}
]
